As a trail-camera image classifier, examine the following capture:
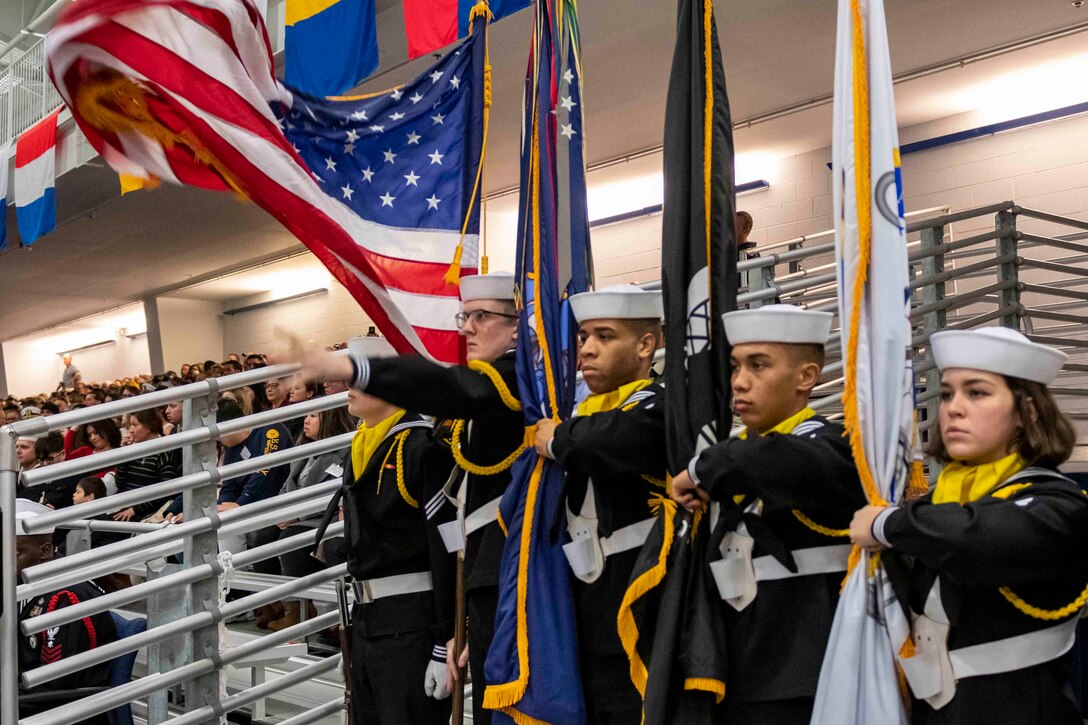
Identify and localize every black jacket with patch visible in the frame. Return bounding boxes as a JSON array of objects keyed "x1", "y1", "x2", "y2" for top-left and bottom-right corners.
[
  {"x1": 551, "y1": 382, "x2": 668, "y2": 657},
  {"x1": 693, "y1": 414, "x2": 865, "y2": 703},
  {"x1": 338, "y1": 413, "x2": 457, "y2": 644},
  {"x1": 363, "y1": 351, "x2": 524, "y2": 594},
  {"x1": 19, "y1": 580, "x2": 118, "y2": 697},
  {"x1": 882, "y1": 468, "x2": 1088, "y2": 724}
]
